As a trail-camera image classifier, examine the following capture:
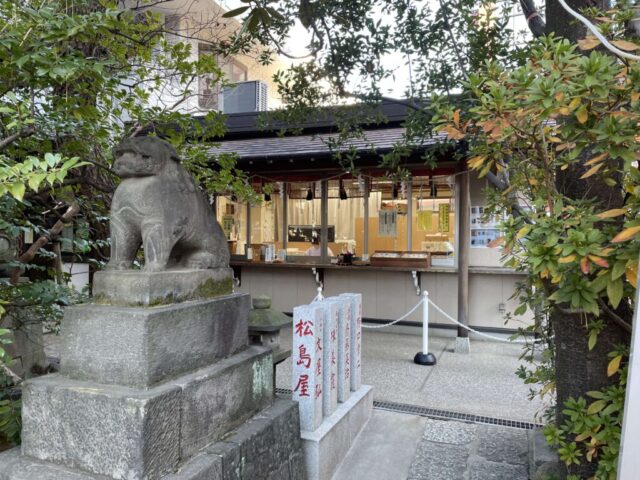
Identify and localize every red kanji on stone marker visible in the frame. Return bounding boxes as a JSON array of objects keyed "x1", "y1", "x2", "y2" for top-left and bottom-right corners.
[
  {"x1": 316, "y1": 358, "x2": 322, "y2": 376},
  {"x1": 294, "y1": 374, "x2": 310, "y2": 397},
  {"x1": 331, "y1": 372, "x2": 336, "y2": 389},
  {"x1": 316, "y1": 337, "x2": 322, "y2": 352},
  {"x1": 315, "y1": 384, "x2": 322, "y2": 399},
  {"x1": 296, "y1": 344, "x2": 311, "y2": 369},
  {"x1": 295, "y1": 319, "x2": 314, "y2": 337}
]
